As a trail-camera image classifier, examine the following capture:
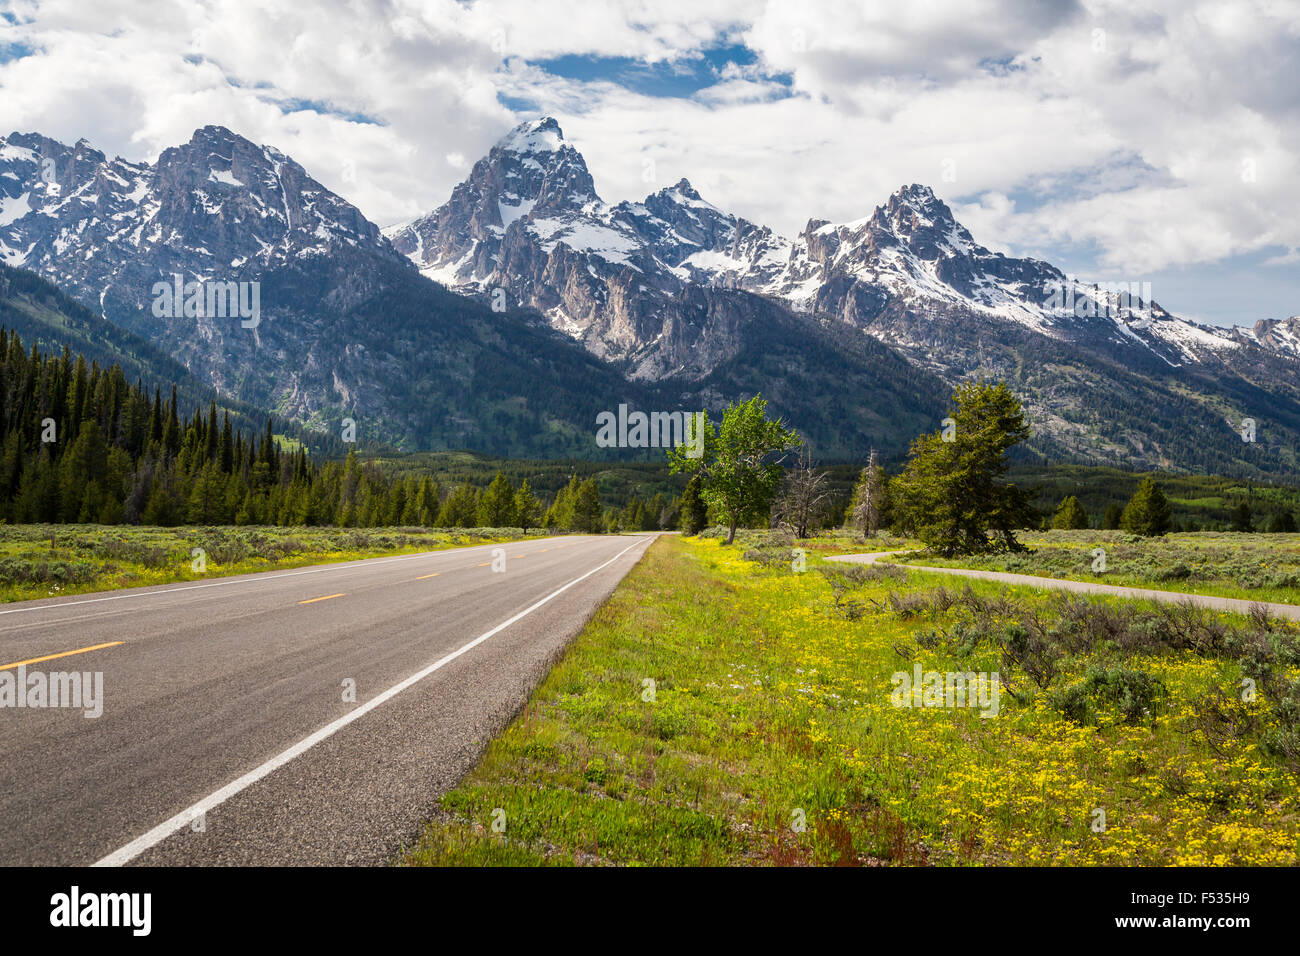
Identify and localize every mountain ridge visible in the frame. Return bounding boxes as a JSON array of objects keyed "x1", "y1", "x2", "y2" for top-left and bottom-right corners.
[
  {"x1": 3, "y1": 118, "x2": 1298, "y2": 475},
  {"x1": 387, "y1": 116, "x2": 1300, "y2": 476}
]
